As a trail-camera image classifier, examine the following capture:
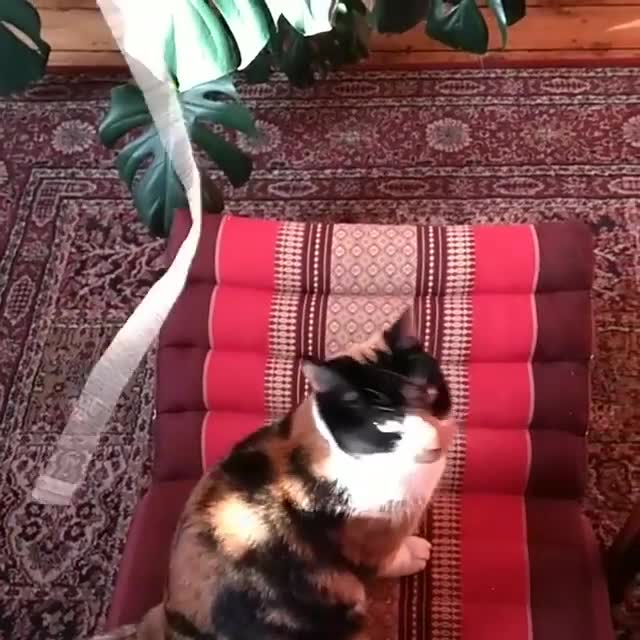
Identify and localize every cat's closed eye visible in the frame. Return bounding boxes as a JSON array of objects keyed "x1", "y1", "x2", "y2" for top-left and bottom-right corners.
[
  {"x1": 363, "y1": 387, "x2": 394, "y2": 408},
  {"x1": 342, "y1": 390, "x2": 360, "y2": 403}
]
